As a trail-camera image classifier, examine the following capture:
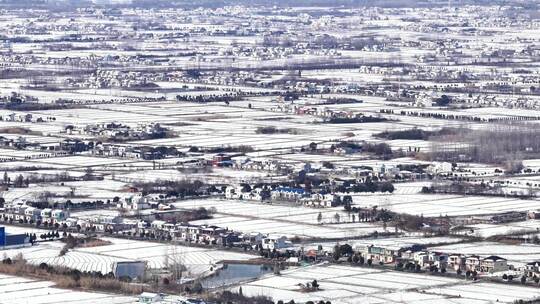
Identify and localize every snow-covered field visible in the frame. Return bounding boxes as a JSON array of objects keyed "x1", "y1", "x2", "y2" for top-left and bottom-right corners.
[
  {"x1": 2, "y1": 237, "x2": 254, "y2": 278},
  {"x1": 430, "y1": 241, "x2": 540, "y2": 267},
  {"x1": 175, "y1": 199, "x2": 389, "y2": 238},
  {"x1": 0, "y1": 274, "x2": 136, "y2": 304},
  {"x1": 351, "y1": 193, "x2": 540, "y2": 217},
  {"x1": 235, "y1": 264, "x2": 540, "y2": 304},
  {"x1": 117, "y1": 168, "x2": 282, "y2": 184},
  {"x1": 462, "y1": 220, "x2": 540, "y2": 238},
  {"x1": 299, "y1": 236, "x2": 464, "y2": 252}
]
